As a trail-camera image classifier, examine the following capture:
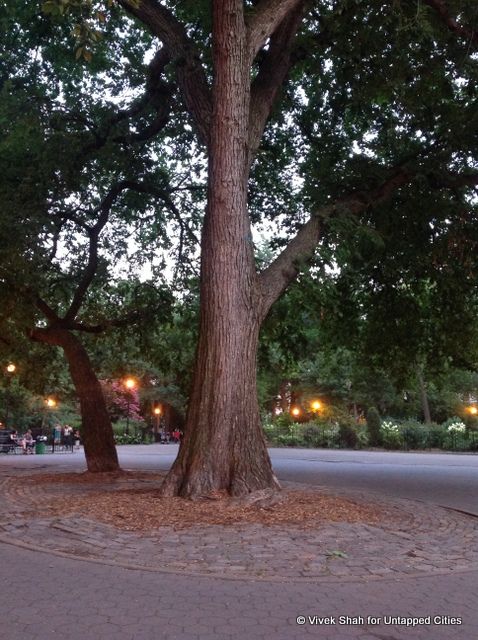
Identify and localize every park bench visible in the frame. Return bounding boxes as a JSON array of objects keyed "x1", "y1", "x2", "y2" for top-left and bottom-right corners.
[{"x1": 0, "y1": 430, "x2": 22, "y2": 454}]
